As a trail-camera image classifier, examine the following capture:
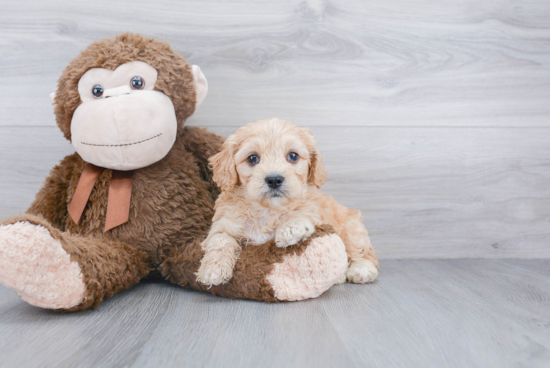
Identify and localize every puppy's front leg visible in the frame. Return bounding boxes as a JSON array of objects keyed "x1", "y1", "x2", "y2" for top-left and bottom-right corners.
[
  {"x1": 196, "y1": 233, "x2": 241, "y2": 286},
  {"x1": 275, "y1": 217, "x2": 315, "y2": 248}
]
